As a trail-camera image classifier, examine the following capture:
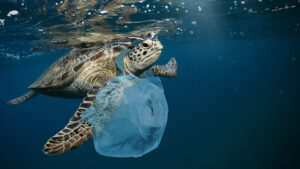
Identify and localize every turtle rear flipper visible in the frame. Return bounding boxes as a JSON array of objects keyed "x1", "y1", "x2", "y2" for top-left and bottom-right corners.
[
  {"x1": 43, "y1": 86, "x2": 100, "y2": 154},
  {"x1": 7, "y1": 90, "x2": 39, "y2": 104}
]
